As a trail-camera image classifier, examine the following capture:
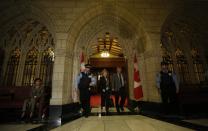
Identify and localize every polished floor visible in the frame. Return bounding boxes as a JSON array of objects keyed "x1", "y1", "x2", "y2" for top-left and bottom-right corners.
[
  {"x1": 91, "y1": 107, "x2": 131, "y2": 113},
  {"x1": 183, "y1": 119, "x2": 208, "y2": 127},
  {"x1": 52, "y1": 115, "x2": 193, "y2": 131},
  {"x1": 0, "y1": 106, "x2": 207, "y2": 131},
  {"x1": 0, "y1": 123, "x2": 41, "y2": 131},
  {"x1": 1, "y1": 115, "x2": 208, "y2": 131}
]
